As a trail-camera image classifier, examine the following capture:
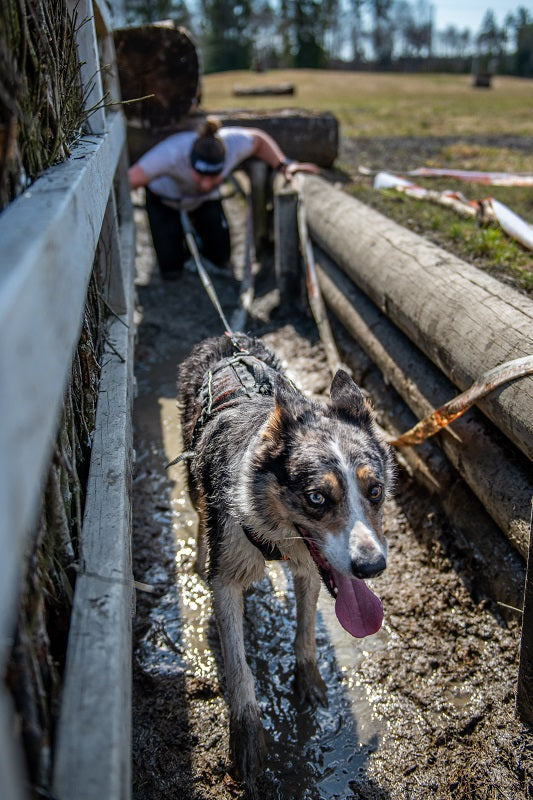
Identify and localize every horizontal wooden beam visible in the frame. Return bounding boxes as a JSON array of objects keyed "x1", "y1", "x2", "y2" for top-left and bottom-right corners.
[
  {"x1": 0, "y1": 112, "x2": 126, "y2": 669},
  {"x1": 52, "y1": 268, "x2": 135, "y2": 799}
]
